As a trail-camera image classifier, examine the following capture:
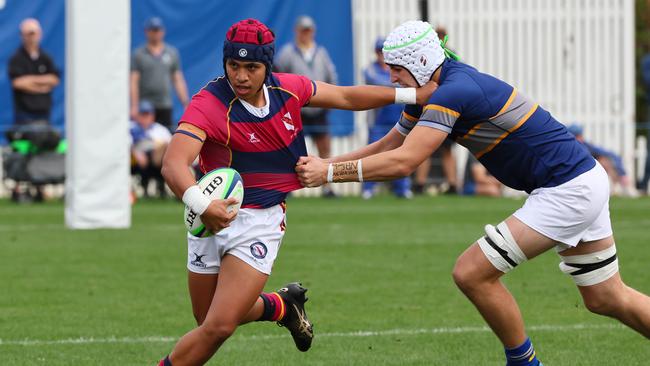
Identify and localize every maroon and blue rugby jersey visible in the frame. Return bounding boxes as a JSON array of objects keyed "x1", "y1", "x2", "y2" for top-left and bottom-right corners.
[{"x1": 180, "y1": 73, "x2": 315, "y2": 208}]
